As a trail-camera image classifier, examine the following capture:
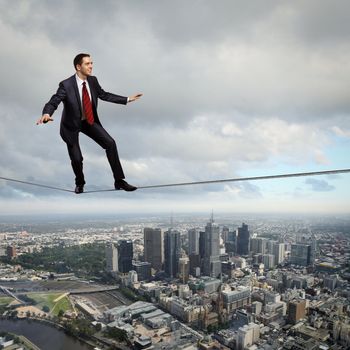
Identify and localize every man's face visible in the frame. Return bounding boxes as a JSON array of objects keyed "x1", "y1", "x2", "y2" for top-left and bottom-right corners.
[{"x1": 77, "y1": 56, "x2": 93, "y2": 76}]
